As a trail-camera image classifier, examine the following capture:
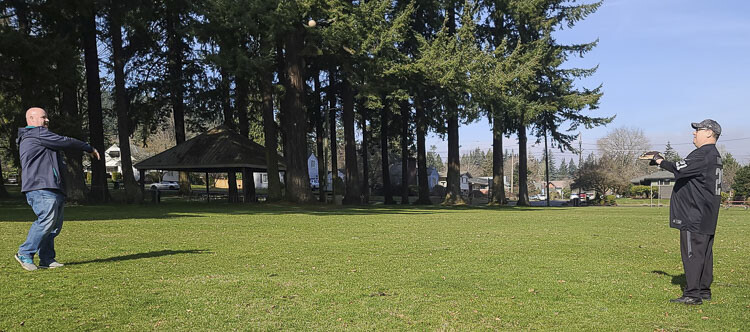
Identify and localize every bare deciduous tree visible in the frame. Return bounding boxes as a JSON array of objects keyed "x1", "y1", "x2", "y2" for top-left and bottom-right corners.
[{"x1": 597, "y1": 127, "x2": 651, "y2": 183}]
